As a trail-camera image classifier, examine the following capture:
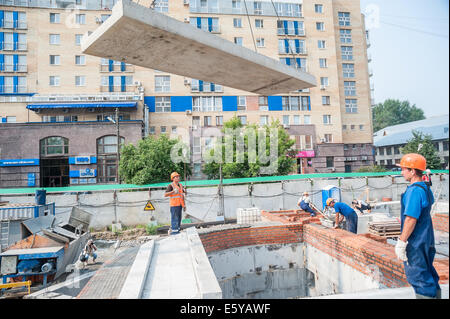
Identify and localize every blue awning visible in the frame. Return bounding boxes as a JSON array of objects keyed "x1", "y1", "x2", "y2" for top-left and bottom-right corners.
[{"x1": 26, "y1": 101, "x2": 138, "y2": 110}]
